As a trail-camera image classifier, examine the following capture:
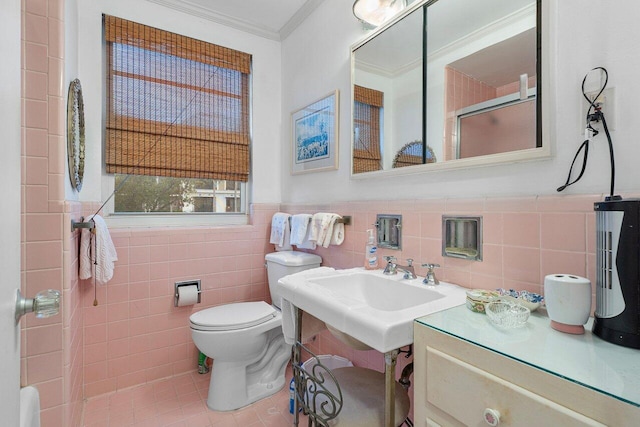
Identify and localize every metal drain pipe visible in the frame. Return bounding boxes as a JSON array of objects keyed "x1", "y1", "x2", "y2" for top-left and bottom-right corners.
[{"x1": 398, "y1": 362, "x2": 413, "y2": 391}]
